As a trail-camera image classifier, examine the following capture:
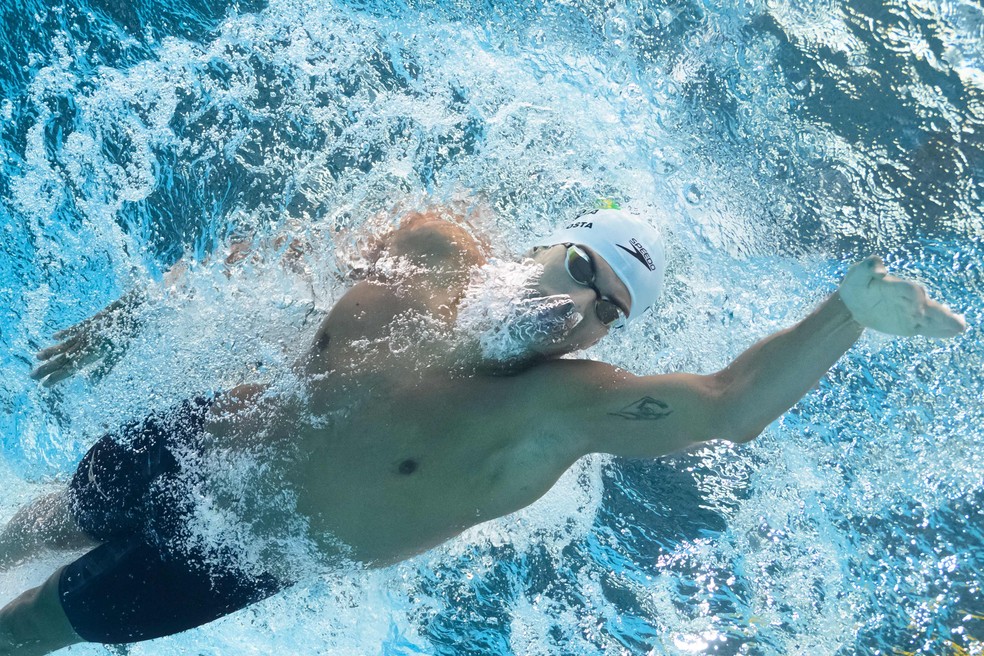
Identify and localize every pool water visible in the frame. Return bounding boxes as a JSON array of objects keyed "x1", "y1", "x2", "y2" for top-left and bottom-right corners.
[{"x1": 1, "y1": 0, "x2": 982, "y2": 653}]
